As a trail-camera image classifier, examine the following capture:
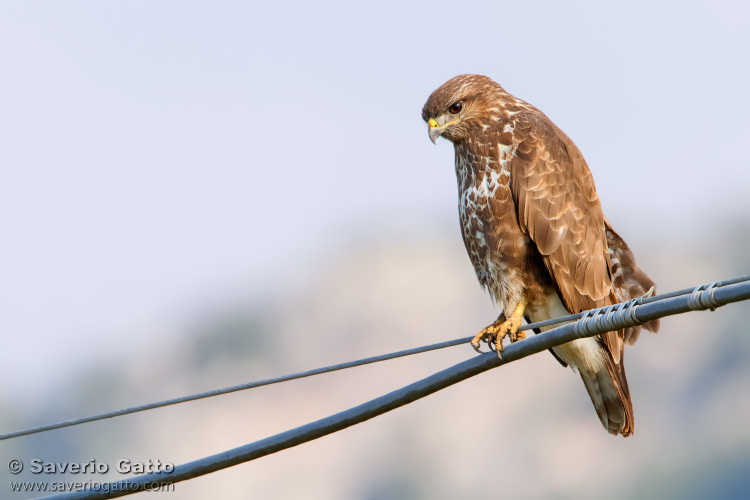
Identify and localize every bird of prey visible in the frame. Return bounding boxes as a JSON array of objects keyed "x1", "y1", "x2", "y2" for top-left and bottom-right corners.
[{"x1": 422, "y1": 74, "x2": 659, "y2": 436}]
